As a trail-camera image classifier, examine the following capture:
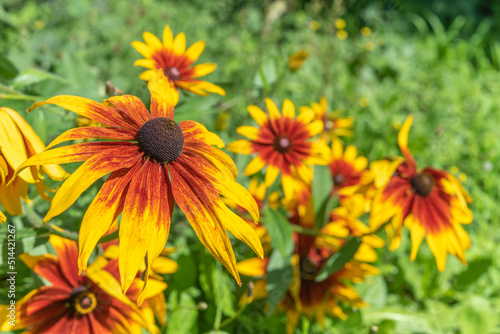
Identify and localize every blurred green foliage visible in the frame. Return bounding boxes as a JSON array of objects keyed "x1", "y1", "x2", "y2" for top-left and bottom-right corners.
[{"x1": 1, "y1": 0, "x2": 500, "y2": 333}]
